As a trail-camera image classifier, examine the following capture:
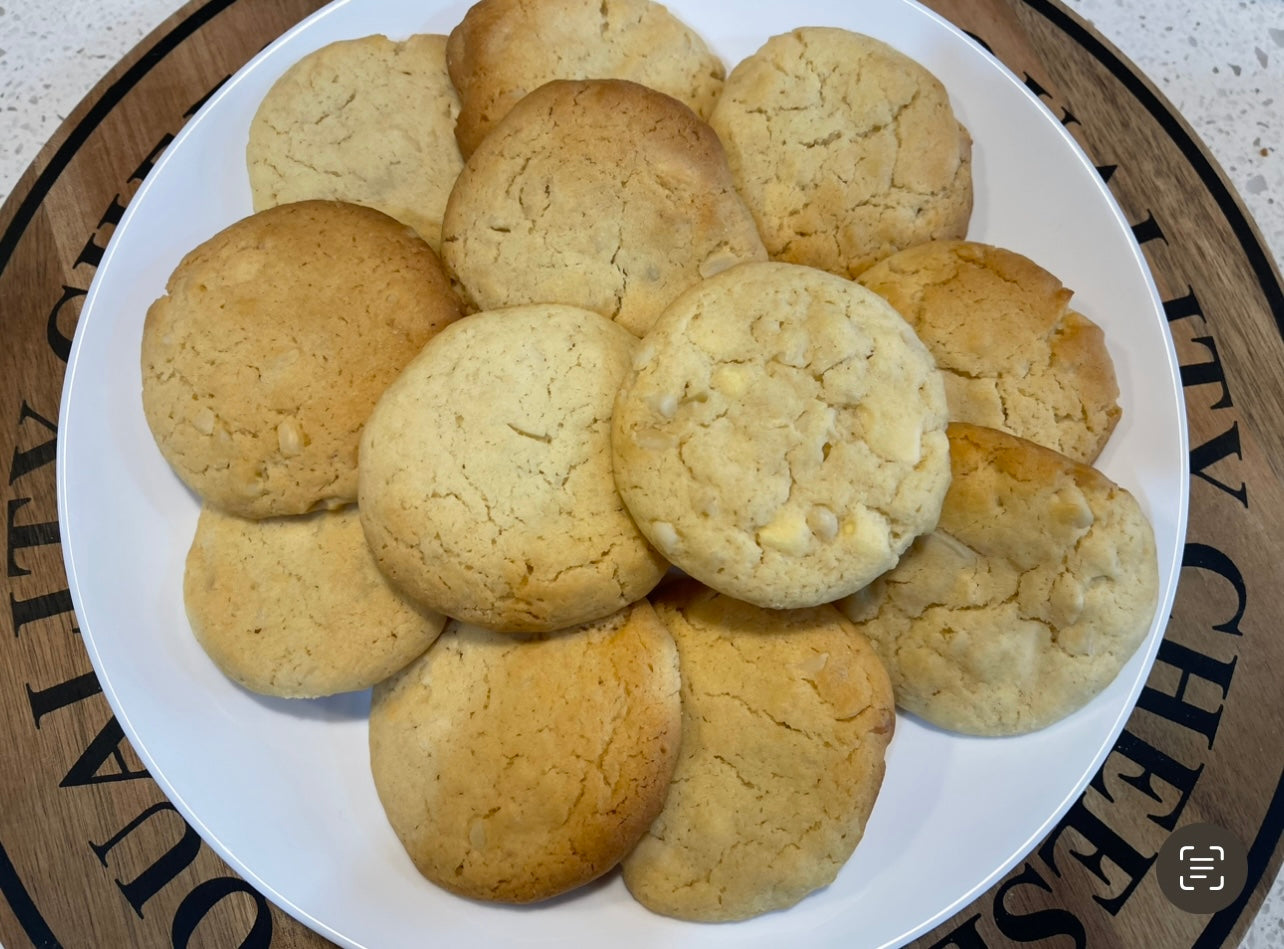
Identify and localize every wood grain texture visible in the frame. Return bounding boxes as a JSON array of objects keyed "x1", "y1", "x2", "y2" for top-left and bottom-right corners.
[
  {"x1": 0, "y1": 4, "x2": 334, "y2": 947},
  {"x1": 1, "y1": 0, "x2": 1281, "y2": 947},
  {"x1": 918, "y1": 1, "x2": 1284, "y2": 946}
]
